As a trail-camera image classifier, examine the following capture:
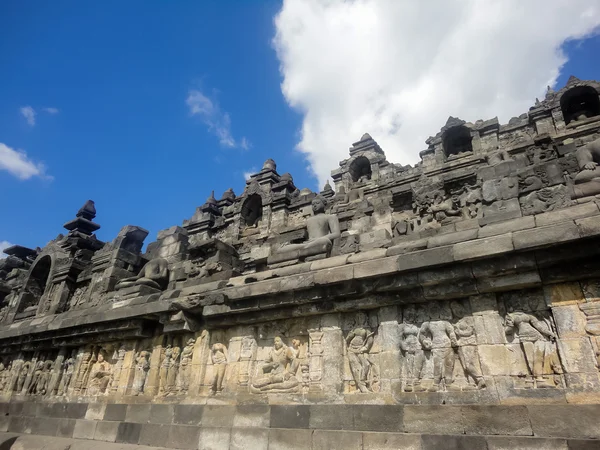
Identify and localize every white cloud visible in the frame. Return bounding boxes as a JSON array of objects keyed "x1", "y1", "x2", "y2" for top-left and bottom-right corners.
[
  {"x1": 243, "y1": 167, "x2": 258, "y2": 181},
  {"x1": 0, "y1": 241, "x2": 13, "y2": 259},
  {"x1": 43, "y1": 107, "x2": 59, "y2": 114},
  {"x1": 240, "y1": 137, "x2": 252, "y2": 151},
  {"x1": 186, "y1": 90, "x2": 247, "y2": 149},
  {"x1": 0, "y1": 142, "x2": 50, "y2": 180},
  {"x1": 273, "y1": 0, "x2": 600, "y2": 186},
  {"x1": 20, "y1": 106, "x2": 36, "y2": 126}
]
